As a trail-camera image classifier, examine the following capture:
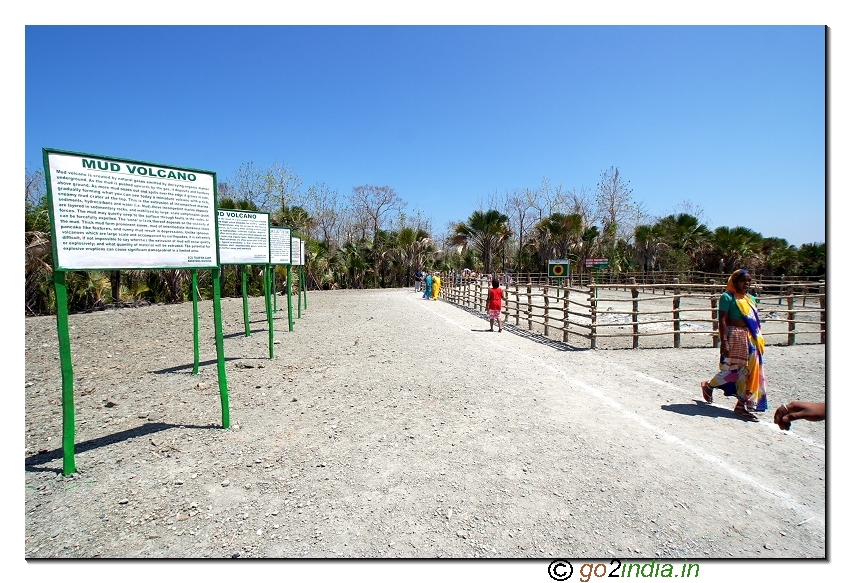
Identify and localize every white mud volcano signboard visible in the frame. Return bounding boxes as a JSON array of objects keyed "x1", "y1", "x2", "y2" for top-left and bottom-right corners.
[
  {"x1": 43, "y1": 148, "x2": 231, "y2": 476},
  {"x1": 291, "y1": 236, "x2": 302, "y2": 266},
  {"x1": 217, "y1": 210, "x2": 271, "y2": 265},
  {"x1": 45, "y1": 151, "x2": 218, "y2": 270},
  {"x1": 269, "y1": 226, "x2": 292, "y2": 265}
]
